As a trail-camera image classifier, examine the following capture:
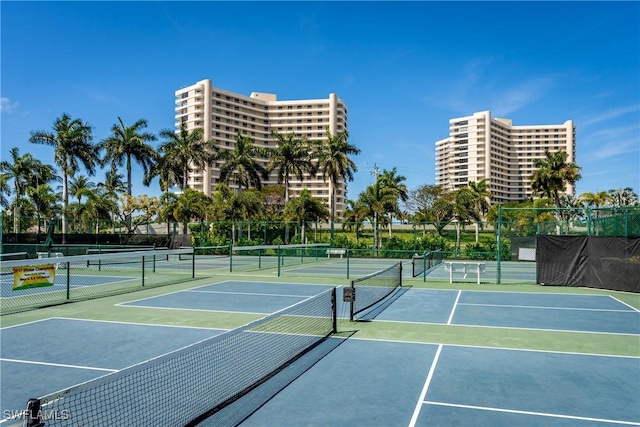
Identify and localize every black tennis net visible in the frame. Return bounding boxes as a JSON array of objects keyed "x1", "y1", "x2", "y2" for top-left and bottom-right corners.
[
  {"x1": 412, "y1": 250, "x2": 444, "y2": 278},
  {"x1": 349, "y1": 262, "x2": 402, "y2": 321},
  {"x1": 19, "y1": 288, "x2": 337, "y2": 427}
]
